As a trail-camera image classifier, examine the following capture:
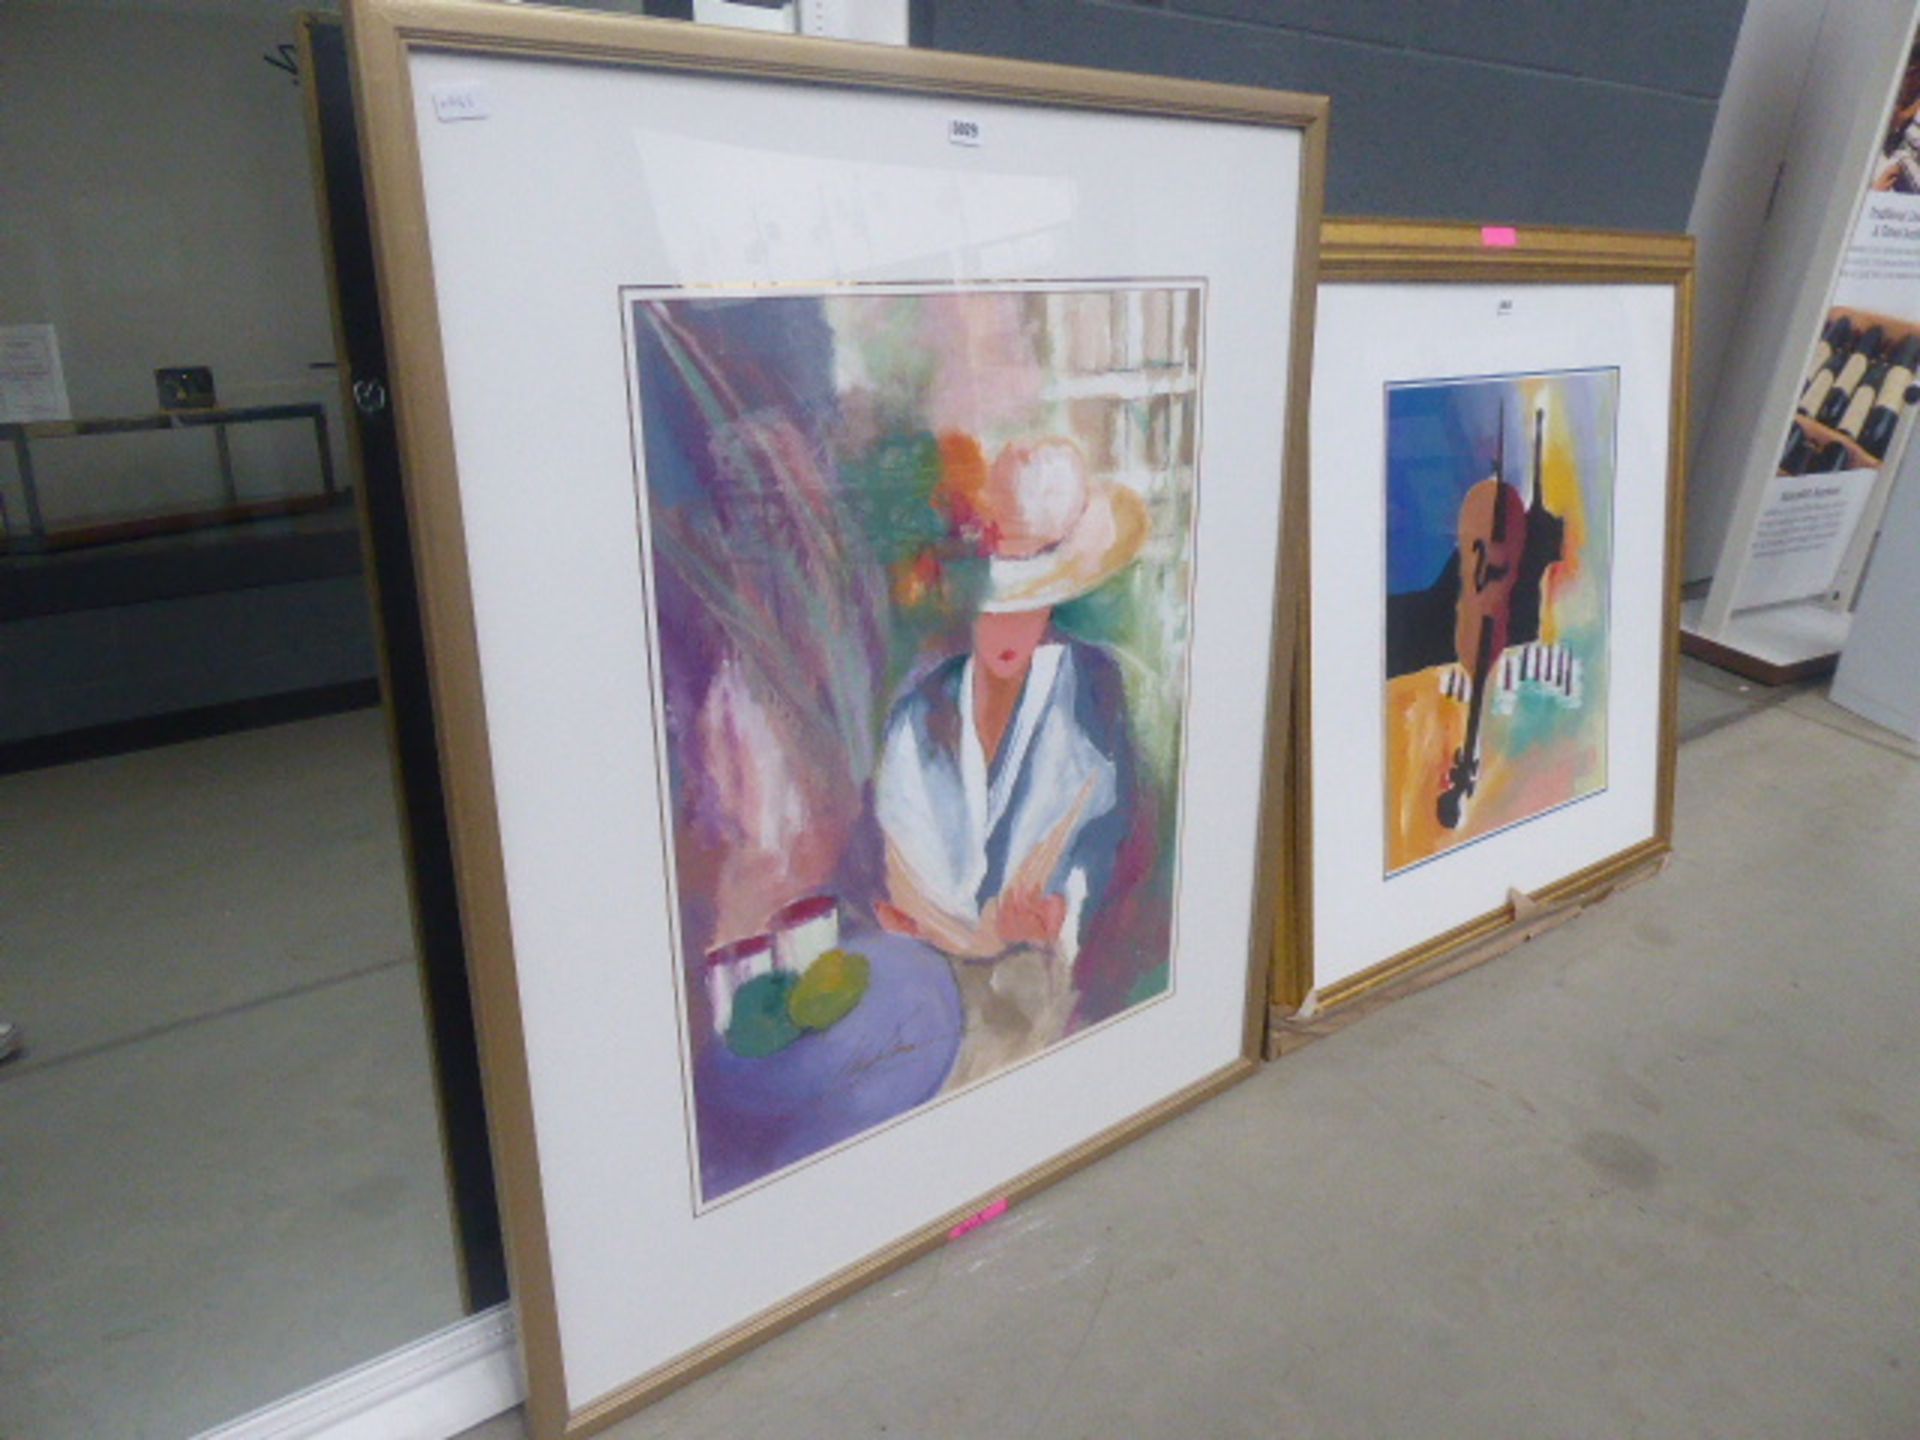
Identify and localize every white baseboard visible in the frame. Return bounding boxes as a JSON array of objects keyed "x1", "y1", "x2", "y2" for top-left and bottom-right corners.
[{"x1": 192, "y1": 1304, "x2": 523, "y2": 1440}]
